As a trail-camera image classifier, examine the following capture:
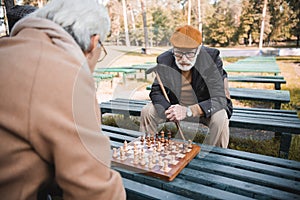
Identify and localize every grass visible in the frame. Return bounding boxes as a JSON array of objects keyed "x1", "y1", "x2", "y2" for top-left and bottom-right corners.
[{"x1": 102, "y1": 54, "x2": 300, "y2": 161}]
